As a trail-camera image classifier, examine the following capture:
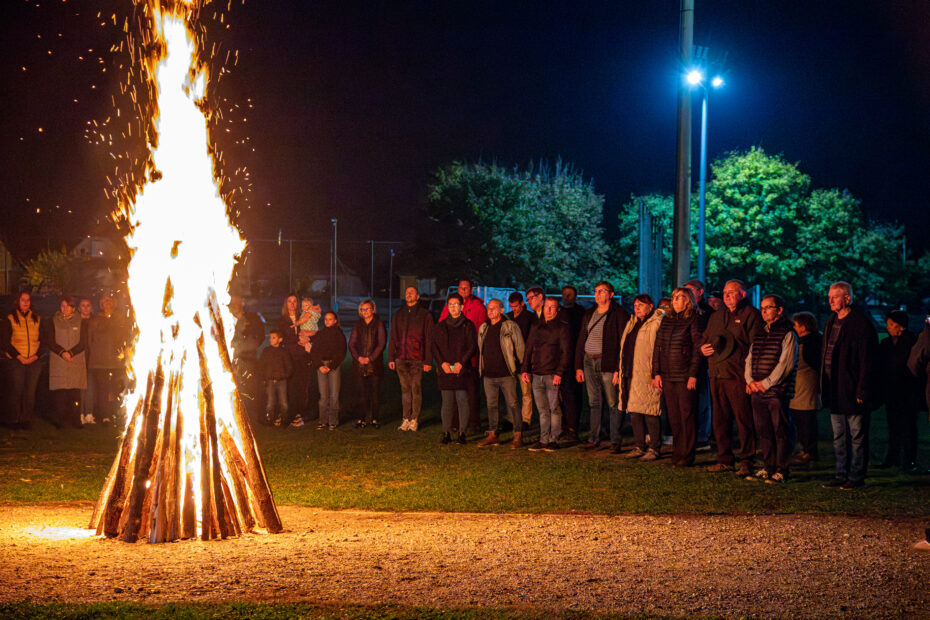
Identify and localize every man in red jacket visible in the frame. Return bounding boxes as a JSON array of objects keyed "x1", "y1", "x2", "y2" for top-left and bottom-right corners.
[{"x1": 439, "y1": 279, "x2": 487, "y2": 433}]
